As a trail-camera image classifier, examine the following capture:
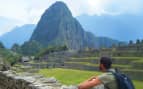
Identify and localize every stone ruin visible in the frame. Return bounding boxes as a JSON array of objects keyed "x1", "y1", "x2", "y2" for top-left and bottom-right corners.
[
  {"x1": 0, "y1": 70, "x2": 104, "y2": 89},
  {"x1": 0, "y1": 70, "x2": 77, "y2": 89}
]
